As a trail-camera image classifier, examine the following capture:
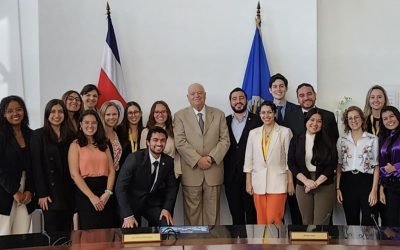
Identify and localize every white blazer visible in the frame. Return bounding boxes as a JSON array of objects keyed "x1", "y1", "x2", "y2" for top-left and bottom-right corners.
[{"x1": 243, "y1": 124, "x2": 293, "y2": 194}]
